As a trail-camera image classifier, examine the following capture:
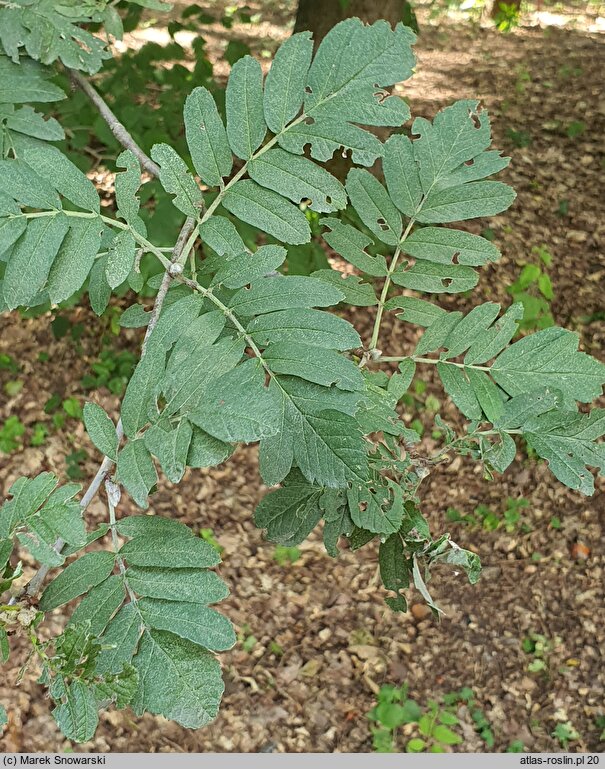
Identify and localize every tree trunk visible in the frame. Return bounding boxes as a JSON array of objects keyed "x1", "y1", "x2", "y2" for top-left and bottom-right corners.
[{"x1": 294, "y1": 0, "x2": 406, "y2": 48}]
